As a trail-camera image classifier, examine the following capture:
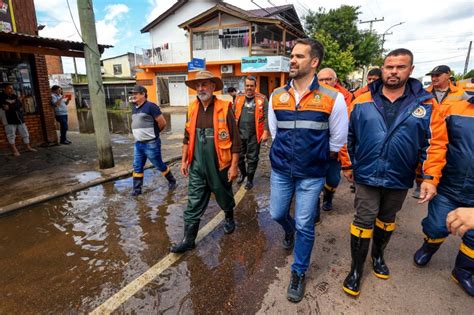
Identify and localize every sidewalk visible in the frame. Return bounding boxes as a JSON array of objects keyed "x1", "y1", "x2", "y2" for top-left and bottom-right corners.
[{"x1": 0, "y1": 130, "x2": 183, "y2": 214}]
